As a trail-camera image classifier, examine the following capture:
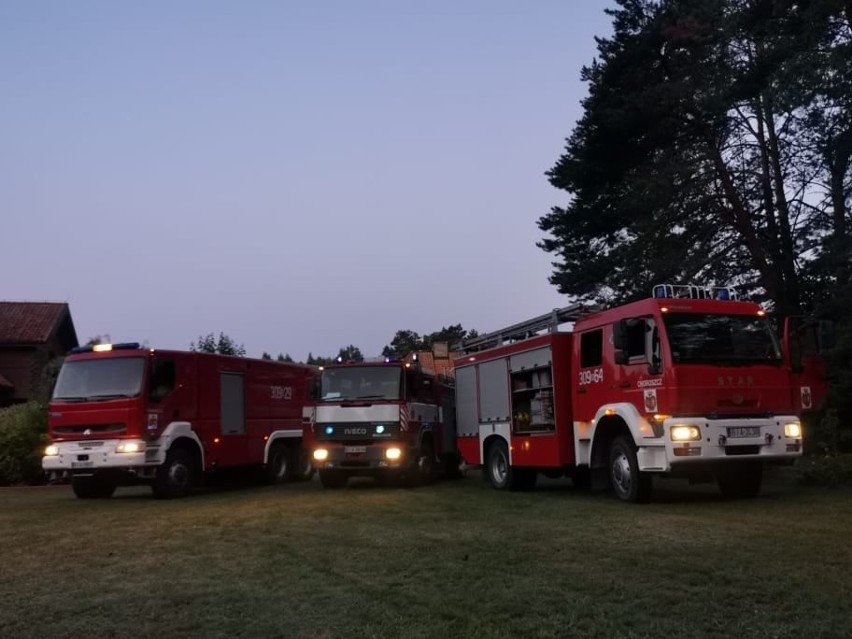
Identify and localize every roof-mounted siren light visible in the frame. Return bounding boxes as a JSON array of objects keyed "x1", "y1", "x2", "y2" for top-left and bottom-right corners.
[
  {"x1": 652, "y1": 284, "x2": 738, "y2": 300},
  {"x1": 71, "y1": 341, "x2": 141, "y2": 354},
  {"x1": 652, "y1": 284, "x2": 672, "y2": 299},
  {"x1": 712, "y1": 286, "x2": 738, "y2": 301}
]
